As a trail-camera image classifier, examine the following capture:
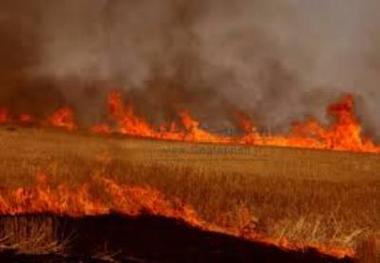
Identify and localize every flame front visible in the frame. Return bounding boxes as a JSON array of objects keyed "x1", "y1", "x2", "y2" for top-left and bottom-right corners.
[
  {"x1": 0, "y1": 173, "x2": 202, "y2": 226},
  {"x1": 0, "y1": 91, "x2": 379, "y2": 153},
  {"x1": 107, "y1": 92, "x2": 231, "y2": 143},
  {"x1": 0, "y1": 92, "x2": 369, "y2": 259},
  {"x1": 0, "y1": 172, "x2": 353, "y2": 259},
  {"x1": 105, "y1": 92, "x2": 380, "y2": 153}
]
